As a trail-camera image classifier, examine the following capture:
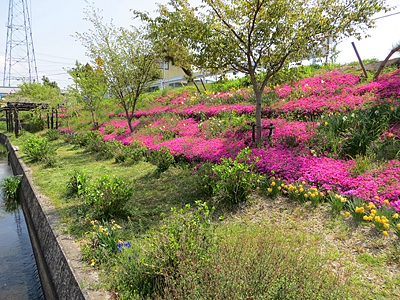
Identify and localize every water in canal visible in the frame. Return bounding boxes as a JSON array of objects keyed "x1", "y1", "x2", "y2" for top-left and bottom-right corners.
[{"x1": 0, "y1": 149, "x2": 44, "y2": 300}]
